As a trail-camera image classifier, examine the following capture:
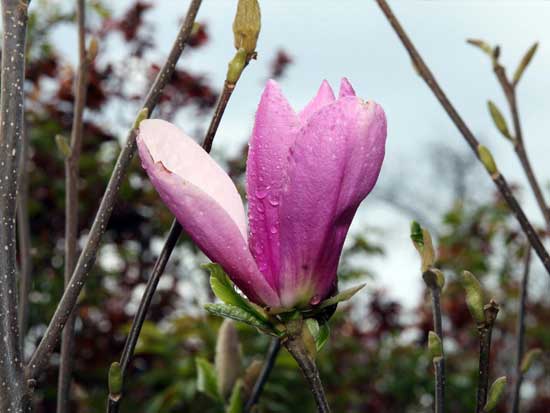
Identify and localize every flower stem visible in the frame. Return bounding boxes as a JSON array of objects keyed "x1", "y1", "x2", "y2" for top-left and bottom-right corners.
[
  {"x1": 244, "y1": 338, "x2": 281, "y2": 412},
  {"x1": 475, "y1": 300, "x2": 499, "y2": 413},
  {"x1": 429, "y1": 285, "x2": 445, "y2": 413},
  {"x1": 374, "y1": 0, "x2": 550, "y2": 277},
  {"x1": 284, "y1": 325, "x2": 331, "y2": 413}
]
